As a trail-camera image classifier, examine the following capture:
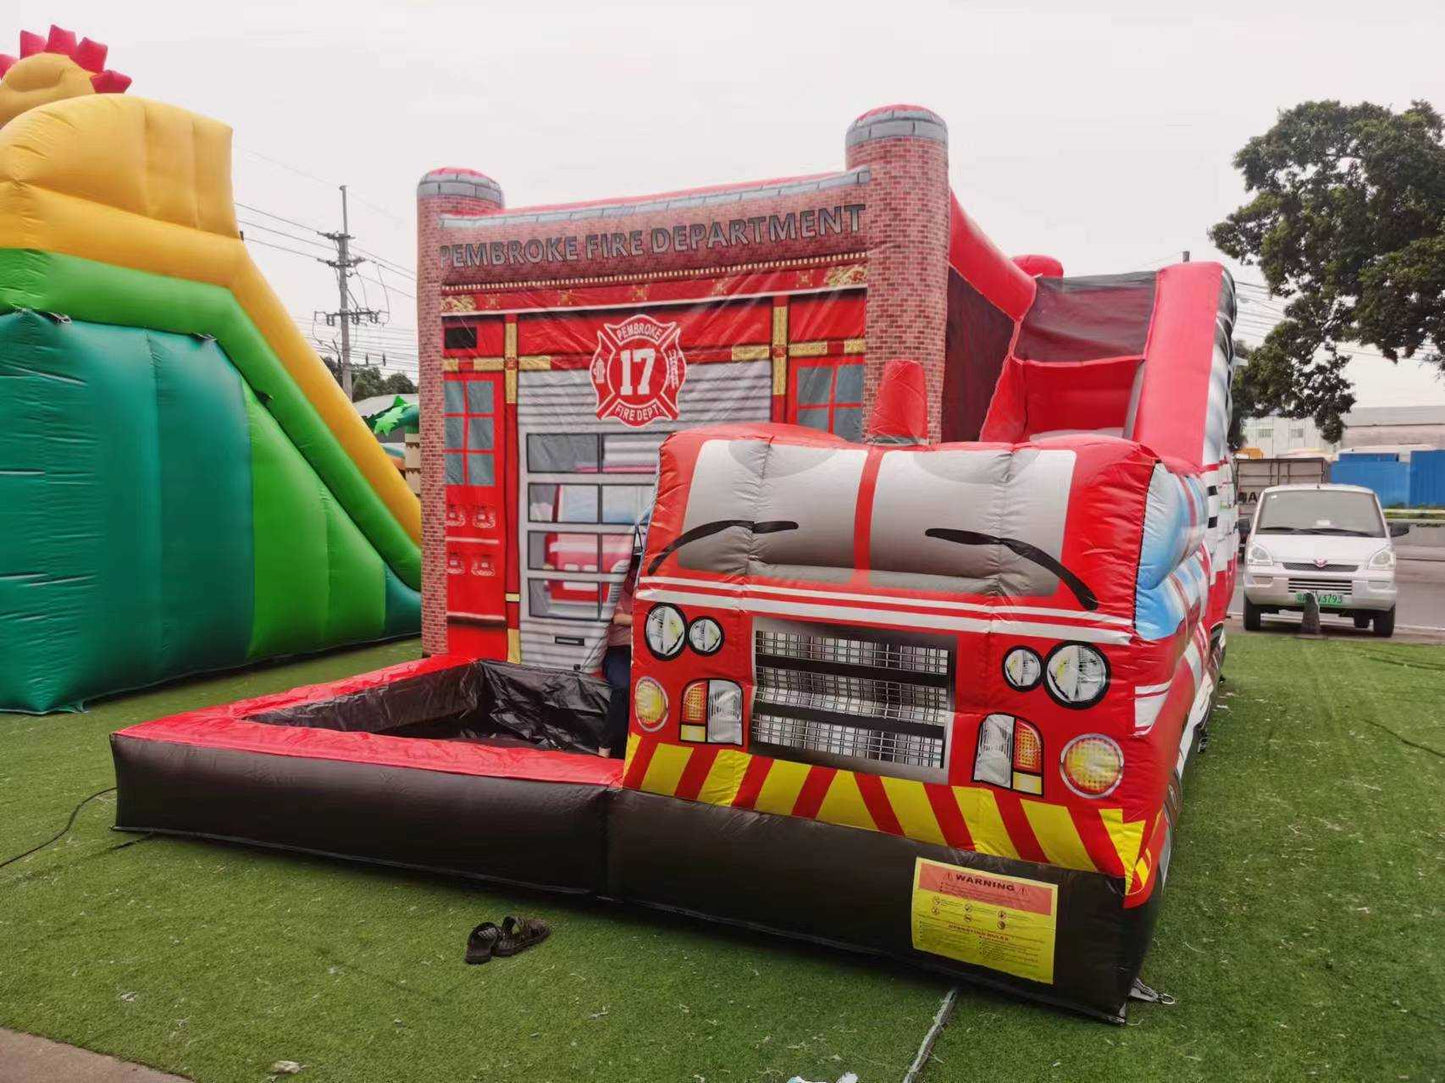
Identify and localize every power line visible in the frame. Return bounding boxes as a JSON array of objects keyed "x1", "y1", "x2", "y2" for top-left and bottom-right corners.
[
  {"x1": 237, "y1": 218, "x2": 333, "y2": 251},
  {"x1": 238, "y1": 198, "x2": 415, "y2": 276},
  {"x1": 332, "y1": 329, "x2": 418, "y2": 341},
  {"x1": 360, "y1": 274, "x2": 414, "y2": 300},
  {"x1": 309, "y1": 335, "x2": 417, "y2": 351},
  {"x1": 245, "y1": 236, "x2": 328, "y2": 261},
  {"x1": 341, "y1": 341, "x2": 418, "y2": 354},
  {"x1": 235, "y1": 200, "x2": 325, "y2": 235},
  {"x1": 1137, "y1": 251, "x2": 1186, "y2": 268},
  {"x1": 236, "y1": 145, "x2": 405, "y2": 225},
  {"x1": 288, "y1": 313, "x2": 416, "y2": 337},
  {"x1": 353, "y1": 245, "x2": 416, "y2": 279},
  {"x1": 242, "y1": 184, "x2": 412, "y2": 398}
]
